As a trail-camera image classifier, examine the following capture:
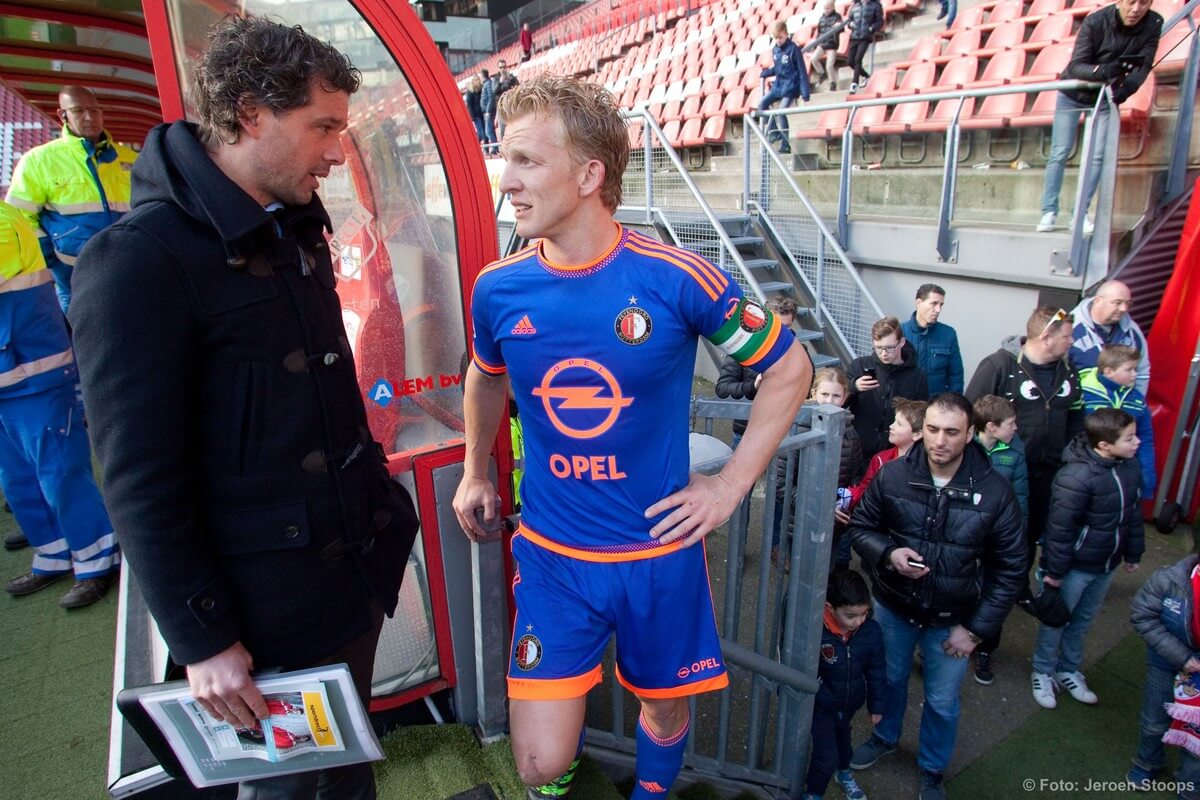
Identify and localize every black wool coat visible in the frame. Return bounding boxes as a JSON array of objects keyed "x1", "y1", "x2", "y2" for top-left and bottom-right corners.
[{"x1": 70, "y1": 121, "x2": 419, "y2": 668}]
